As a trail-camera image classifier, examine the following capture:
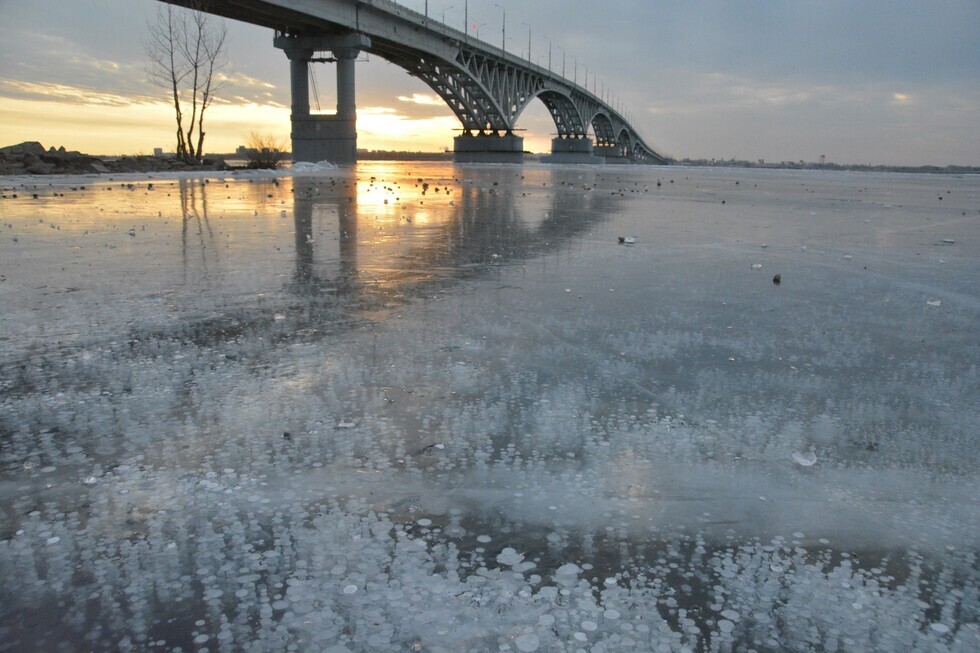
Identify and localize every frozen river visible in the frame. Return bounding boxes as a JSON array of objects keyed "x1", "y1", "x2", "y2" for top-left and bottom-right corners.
[{"x1": 1, "y1": 162, "x2": 978, "y2": 652}]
